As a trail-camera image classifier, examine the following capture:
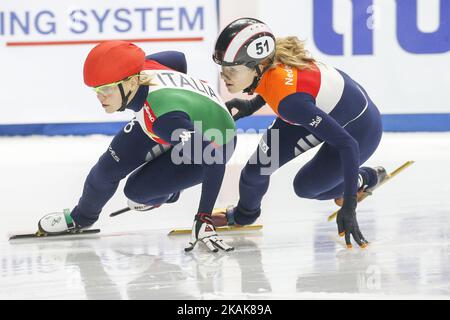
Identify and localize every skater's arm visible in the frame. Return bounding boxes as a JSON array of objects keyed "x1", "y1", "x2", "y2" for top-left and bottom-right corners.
[
  {"x1": 278, "y1": 92, "x2": 359, "y2": 197},
  {"x1": 146, "y1": 51, "x2": 187, "y2": 74},
  {"x1": 153, "y1": 111, "x2": 227, "y2": 214}
]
